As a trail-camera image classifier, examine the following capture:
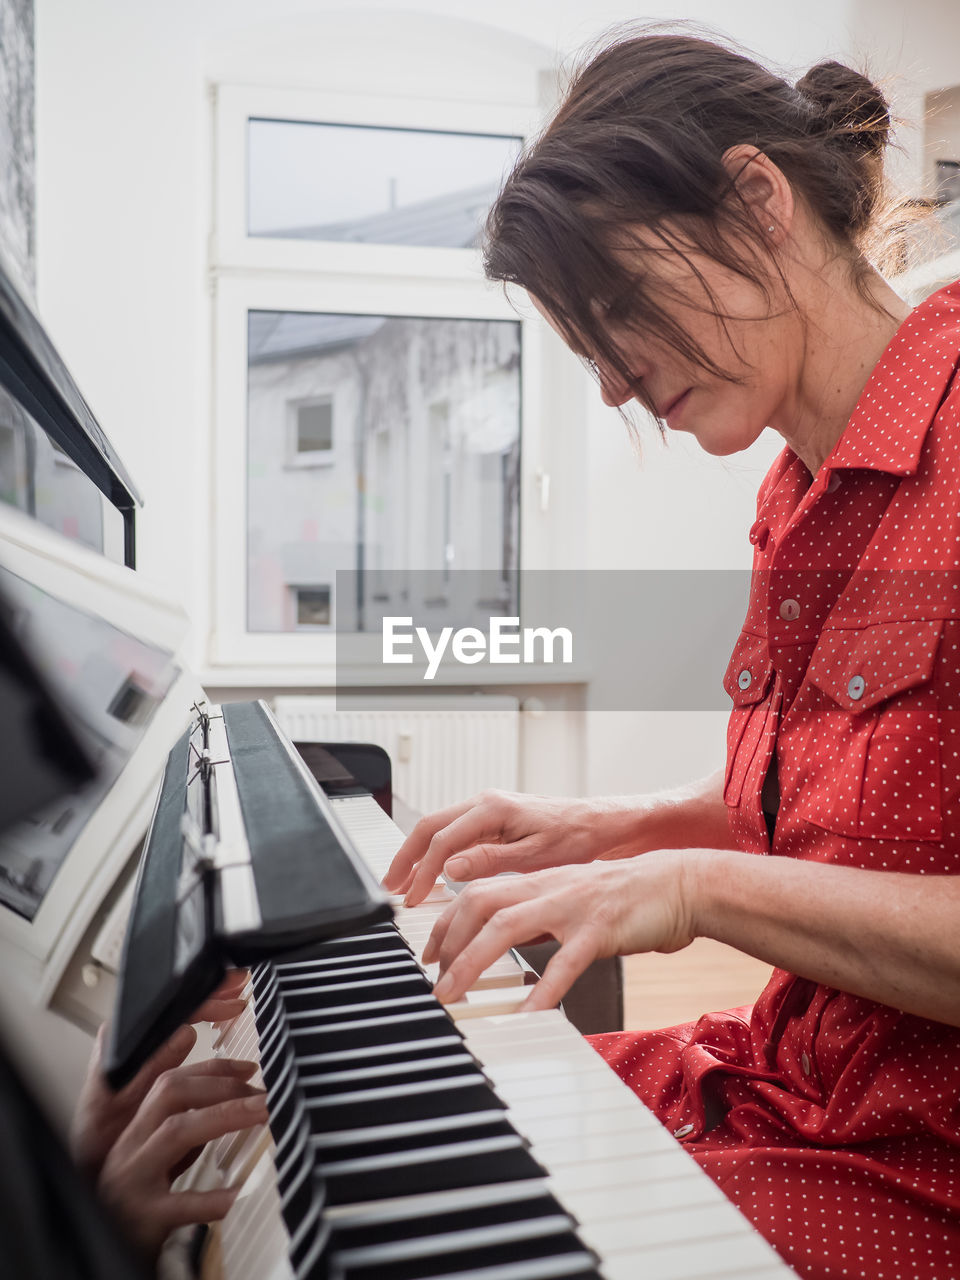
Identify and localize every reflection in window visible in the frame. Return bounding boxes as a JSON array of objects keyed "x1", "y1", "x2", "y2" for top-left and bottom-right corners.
[
  {"x1": 294, "y1": 585, "x2": 332, "y2": 628},
  {"x1": 248, "y1": 119, "x2": 521, "y2": 249},
  {"x1": 247, "y1": 311, "x2": 521, "y2": 633},
  {"x1": 292, "y1": 397, "x2": 334, "y2": 459},
  {"x1": 0, "y1": 381, "x2": 124, "y2": 560}
]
